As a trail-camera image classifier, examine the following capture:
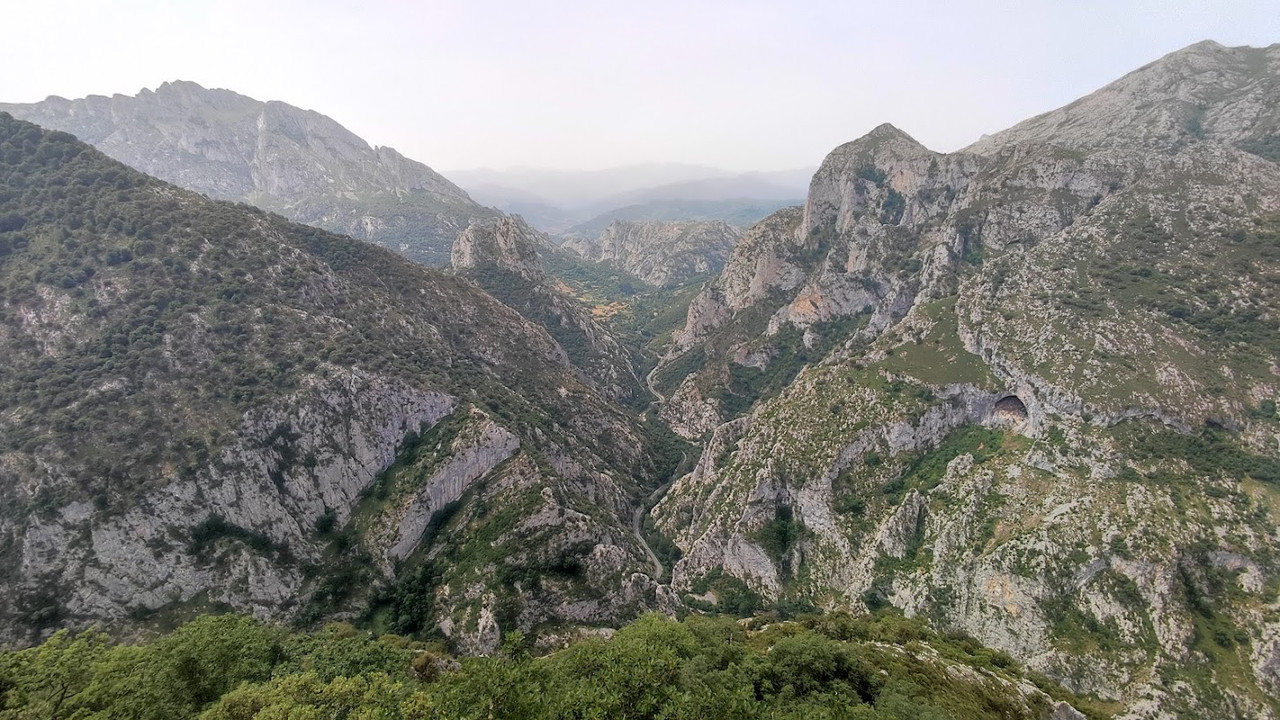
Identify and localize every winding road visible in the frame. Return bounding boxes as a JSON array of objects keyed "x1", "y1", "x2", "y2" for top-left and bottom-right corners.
[
  {"x1": 645, "y1": 360, "x2": 668, "y2": 406},
  {"x1": 631, "y1": 353, "x2": 687, "y2": 578},
  {"x1": 631, "y1": 454, "x2": 686, "y2": 577}
]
